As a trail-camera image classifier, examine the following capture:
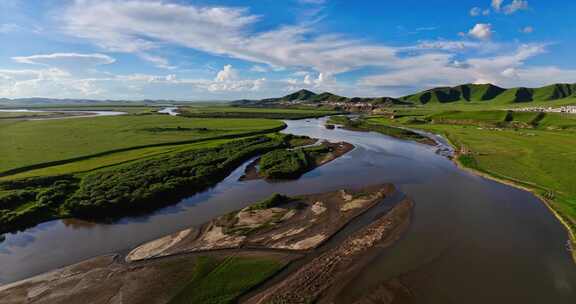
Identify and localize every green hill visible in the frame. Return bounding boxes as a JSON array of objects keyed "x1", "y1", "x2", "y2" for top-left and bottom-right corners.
[
  {"x1": 402, "y1": 84, "x2": 507, "y2": 104},
  {"x1": 234, "y1": 82, "x2": 576, "y2": 107},
  {"x1": 401, "y1": 83, "x2": 576, "y2": 105}
]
